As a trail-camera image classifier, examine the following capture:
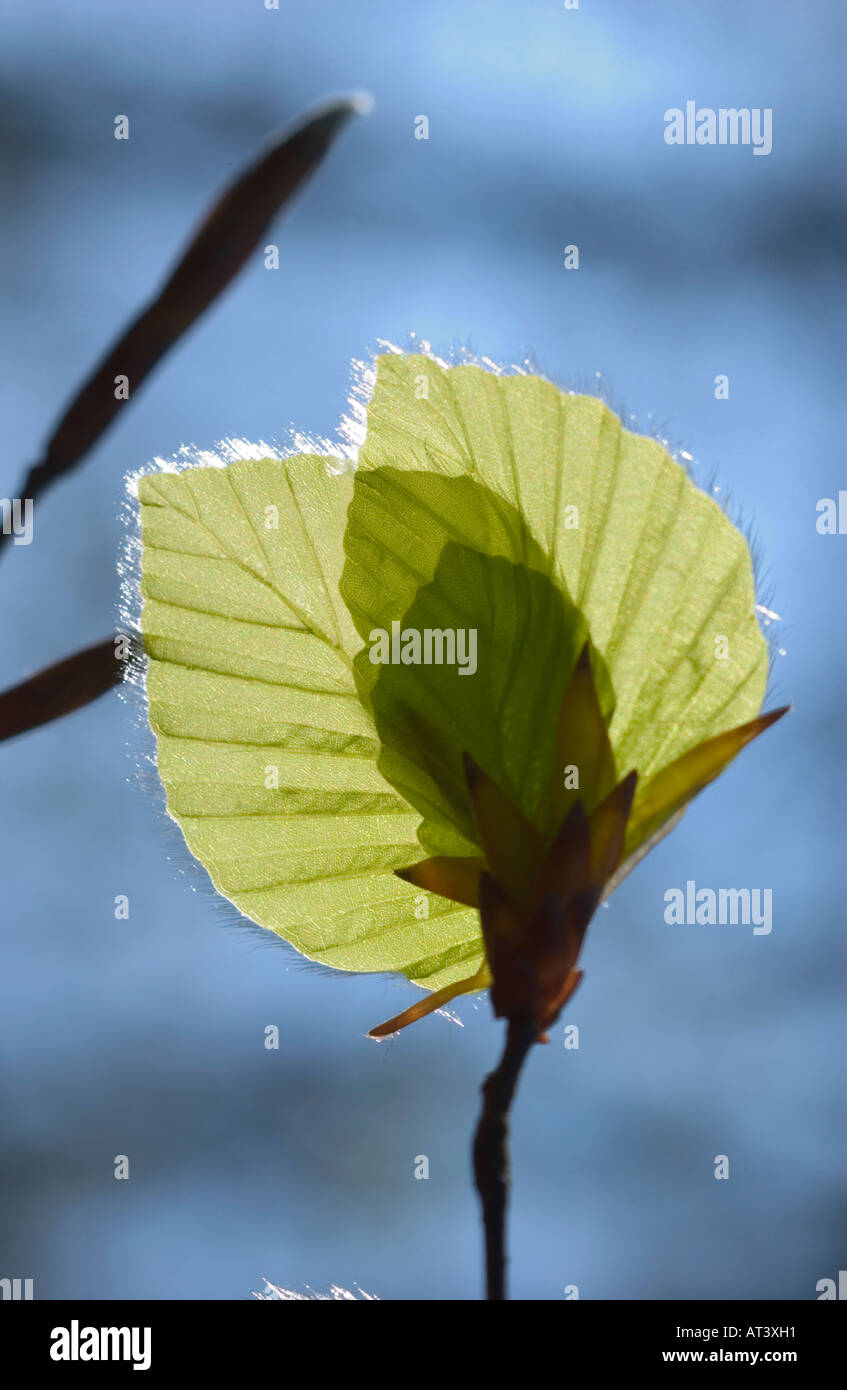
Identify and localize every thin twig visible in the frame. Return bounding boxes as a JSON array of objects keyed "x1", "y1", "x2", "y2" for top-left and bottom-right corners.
[
  {"x1": 0, "y1": 93, "x2": 369, "y2": 558},
  {"x1": 472, "y1": 1015, "x2": 537, "y2": 1300},
  {"x1": 0, "y1": 633, "x2": 140, "y2": 743},
  {"x1": 0, "y1": 95, "x2": 369, "y2": 744}
]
